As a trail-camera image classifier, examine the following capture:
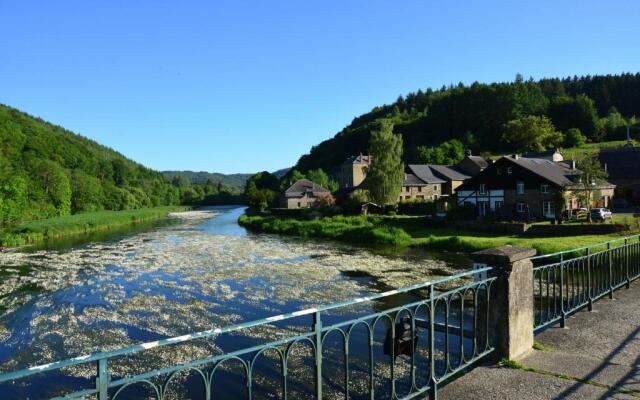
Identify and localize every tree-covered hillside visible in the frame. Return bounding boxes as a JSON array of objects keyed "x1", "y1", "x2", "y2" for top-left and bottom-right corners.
[
  {"x1": 295, "y1": 73, "x2": 640, "y2": 172},
  {"x1": 0, "y1": 104, "x2": 182, "y2": 226},
  {"x1": 162, "y1": 171, "x2": 251, "y2": 193}
]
